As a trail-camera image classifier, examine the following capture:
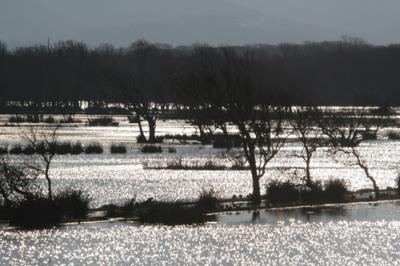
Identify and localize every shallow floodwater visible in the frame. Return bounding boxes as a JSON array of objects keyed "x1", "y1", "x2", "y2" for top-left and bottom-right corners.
[
  {"x1": 1, "y1": 119, "x2": 400, "y2": 206},
  {"x1": 1, "y1": 202, "x2": 400, "y2": 265}
]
